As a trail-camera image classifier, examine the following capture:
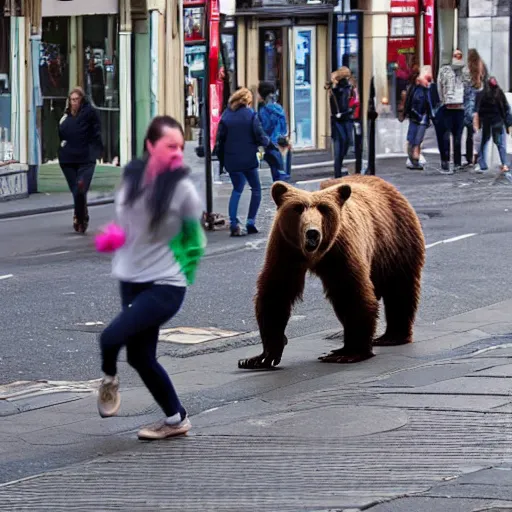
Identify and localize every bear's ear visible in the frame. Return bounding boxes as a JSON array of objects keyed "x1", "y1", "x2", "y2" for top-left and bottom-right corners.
[
  {"x1": 337, "y1": 184, "x2": 352, "y2": 203},
  {"x1": 271, "y1": 181, "x2": 292, "y2": 207}
]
